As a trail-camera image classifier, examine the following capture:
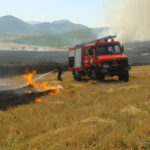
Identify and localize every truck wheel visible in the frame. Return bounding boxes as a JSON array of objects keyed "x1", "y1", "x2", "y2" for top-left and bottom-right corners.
[
  {"x1": 72, "y1": 71, "x2": 77, "y2": 80},
  {"x1": 73, "y1": 71, "x2": 81, "y2": 81},
  {"x1": 99, "y1": 74, "x2": 105, "y2": 81},
  {"x1": 90, "y1": 69, "x2": 98, "y2": 80},
  {"x1": 119, "y1": 72, "x2": 129, "y2": 82}
]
